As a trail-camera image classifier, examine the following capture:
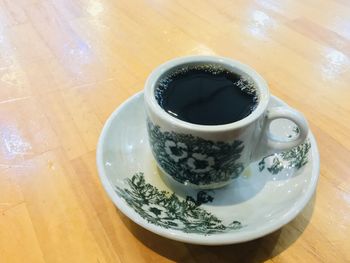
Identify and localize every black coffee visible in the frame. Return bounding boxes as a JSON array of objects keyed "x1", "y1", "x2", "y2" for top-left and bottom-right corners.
[{"x1": 155, "y1": 64, "x2": 258, "y2": 125}]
